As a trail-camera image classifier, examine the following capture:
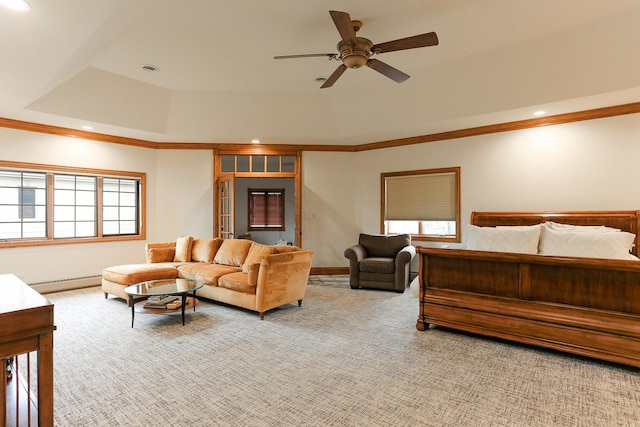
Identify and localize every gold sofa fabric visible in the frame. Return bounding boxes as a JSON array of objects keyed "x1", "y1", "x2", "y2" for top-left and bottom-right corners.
[{"x1": 102, "y1": 237, "x2": 314, "y2": 319}]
